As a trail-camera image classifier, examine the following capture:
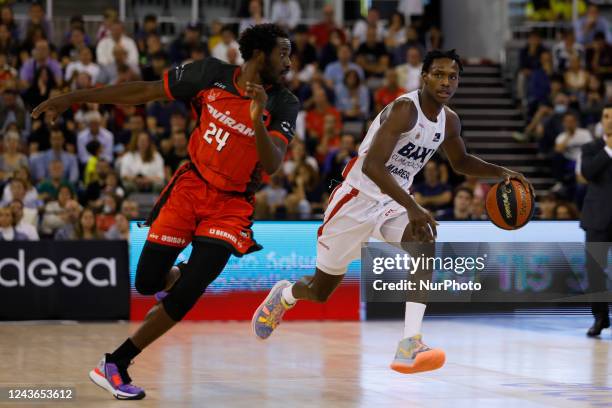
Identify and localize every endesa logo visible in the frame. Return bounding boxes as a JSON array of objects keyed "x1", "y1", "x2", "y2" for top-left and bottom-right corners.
[{"x1": 0, "y1": 249, "x2": 117, "y2": 288}]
